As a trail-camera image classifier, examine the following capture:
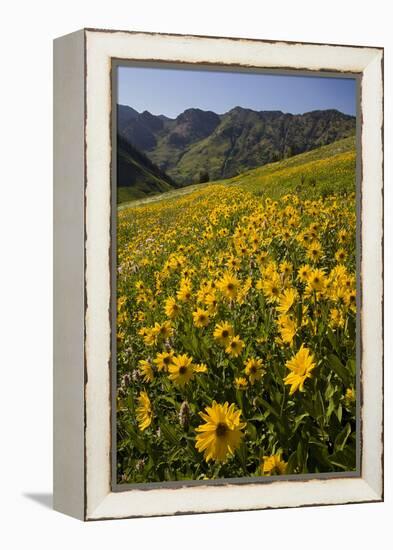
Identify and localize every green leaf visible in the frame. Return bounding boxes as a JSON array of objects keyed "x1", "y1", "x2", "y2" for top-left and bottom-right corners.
[
  {"x1": 326, "y1": 399, "x2": 335, "y2": 420},
  {"x1": 296, "y1": 441, "x2": 303, "y2": 470},
  {"x1": 324, "y1": 380, "x2": 335, "y2": 400},
  {"x1": 236, "y1": 389, "x2": 244, "y2": 410},
  {"x1": 346, "y1": 358, "x2": 356, "y2": 377},
  {"x1": 168, "y1": 447, "x2": 183, "y2": 462},
  {"x1": 314, "y1": 390, "x2": 325, "y2": 420},
  {"x1": 156, "y1": 395, "x2": 178, "y2": 408},
  {"x1": 160, "y1": 421, "x2": 180, "y2": 446},
  {"x1": 236, "y1": 442, "x2": 248, "y2": 472},
  {"x1": 327, "y1": 327, "x2": 340, "y2": 354},
  {"x1": 246, "y1": 421, "x2": 258, "y2": 441},
  {"x1": 327, "y1": 354, "x2": 352, "y2": 387},
  {"x1": 334, "y1": 422, "x2": 351, "y2": 452},
  {"x1": 296, "y1": 440, "x2": 309, "y2": 473},
  {"x1": 256, "y1": 397, "x2": 281, "y2": 418},
  {"x1": 335, "y1": 403, "x2": 343, "y2": 423},
  {"x1": 186, "y1": 441, "x2": 199, "y2": 460},
  {"x1": 249, "y1": 413, "x2": 269, "y2": 422},
  {"x1": 293, "y1": 413, "x2": 309, "y2": 432},
  {"x1": 286, "y1": 451, "x2": 298, "y2": 474},
  {"x1": 328, "y1": 450, "x2": 352, "y2": 470},
  {"x1": 296, "y1": 302, "x2": 303, "y2": 328}
]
